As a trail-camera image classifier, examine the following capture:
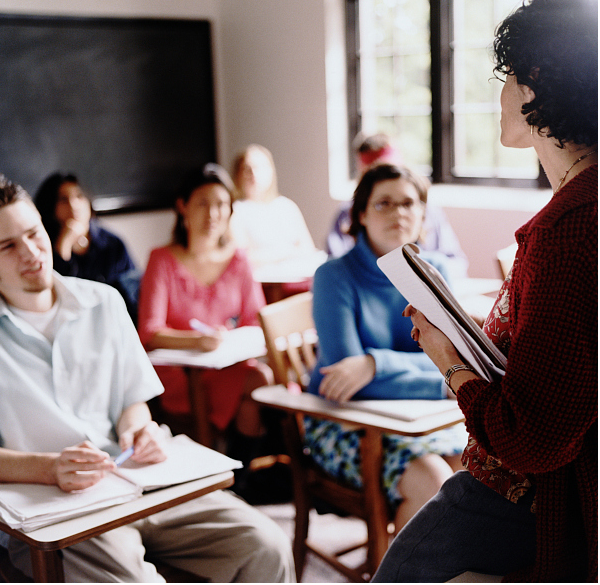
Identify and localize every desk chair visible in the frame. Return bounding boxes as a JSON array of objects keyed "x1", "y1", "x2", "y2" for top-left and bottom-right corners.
[{"x1": 257, "y1": 292, "x2": 398, "y2": 582}]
